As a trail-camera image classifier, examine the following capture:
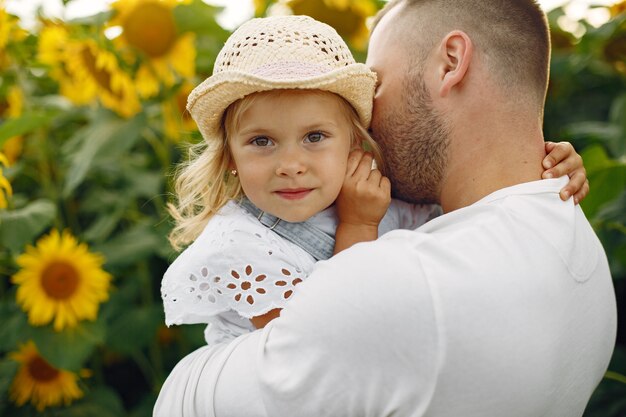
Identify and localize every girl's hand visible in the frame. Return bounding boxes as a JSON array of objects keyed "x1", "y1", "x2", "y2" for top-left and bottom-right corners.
[
  {"x1": 336, "y1": 149, "x2": 391, "y2": 227},
  {"x1": 542, "y1": 141, "x2": 589, "y2": 205},
  {"x1": 333, "y1": 150, "x2": 391, "y2": 254}
]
